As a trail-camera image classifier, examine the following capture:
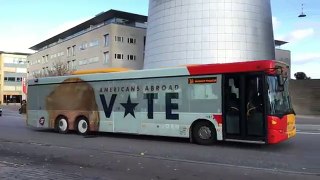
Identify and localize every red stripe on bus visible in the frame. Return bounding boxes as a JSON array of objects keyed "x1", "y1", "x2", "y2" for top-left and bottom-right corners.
[
  {"x1": 187, "y1": 60, "x2": 276, "y2": 75},
  {"x1": 267, "y1": 115, "x2": 288, "y2": 144},
  {"x1": 213, "y1": 114, "x2": 222, "y2": 124}
]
